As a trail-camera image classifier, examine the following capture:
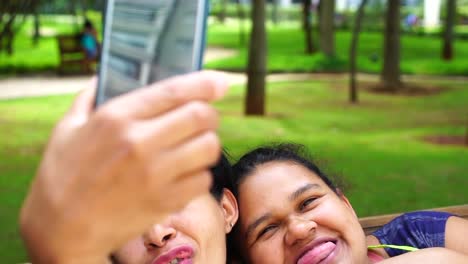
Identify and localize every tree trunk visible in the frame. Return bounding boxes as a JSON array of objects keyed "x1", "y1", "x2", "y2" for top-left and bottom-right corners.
[
  {"x1": 1, "y1": 0, "x2": 38, "y2": 55},
  {"x1": 319, "y1": 0, "x2": 335, "y2": 57},
  {"x1": 236, "y1": 0, "x2": 246, "y2": 45},
  {"x1": 349, "y1": 0, "x2": 369, "y2": 104},
  {"x1": 69, "y1": 0, "x2": 80, "y2": 31},
  {"x1": 272, "y1": 0, "x2": 279, "y2": 25},
  {"x1": 246, "y1": 0, "x2": 267, "y2": 116},
  {"x1": 0, "y1": 16, "x2": 16, "y2": 54},
  {"x1": 0, "y1": 14, "x2": 17, "y2": 55},
  {"x1": 465, "y1": 116, "x2": 468, "y2": 146},
  {"x1": 442, "y1": 0, "x2": 456, "y2": 60},
  {"x1": 33, "y1": 8, "x2": 40, "y2": 46},
  {"x1": 81, "y1": 0, "x2": 89, "y2": 14},
  {"x1": 302, "y1": 0, "x2": 315, "y2": 54},
  {"x1": 219, "y1": 0, "x2": 228, "y2": 23},
  {"x1": 6, "y1": 26, "x2": 14, "y2": 55},
  {"x1": 381, "y1": 0, "x2": 401, "y2": 90}
]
